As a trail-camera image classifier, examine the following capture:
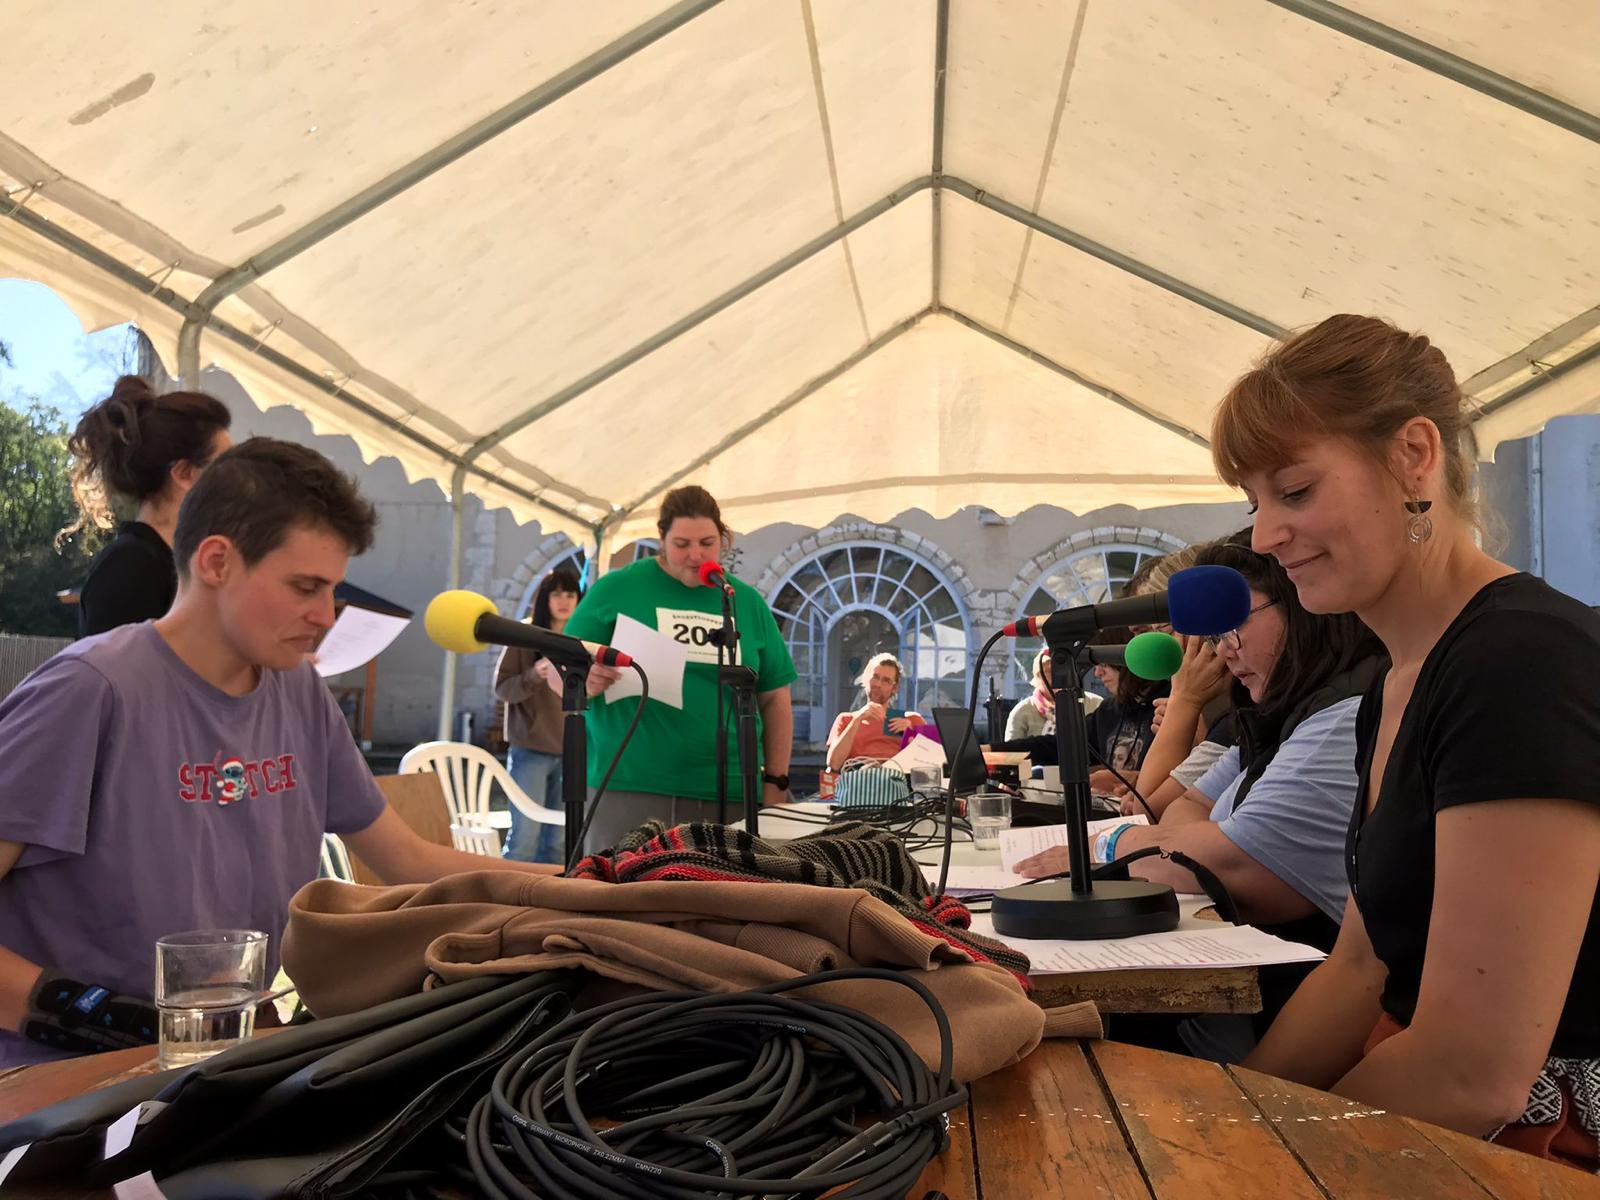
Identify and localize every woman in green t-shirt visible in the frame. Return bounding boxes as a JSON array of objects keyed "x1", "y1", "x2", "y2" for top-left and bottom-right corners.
[{"x1": 563, "y1": 486, "x2": 797, "y2": 852}]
